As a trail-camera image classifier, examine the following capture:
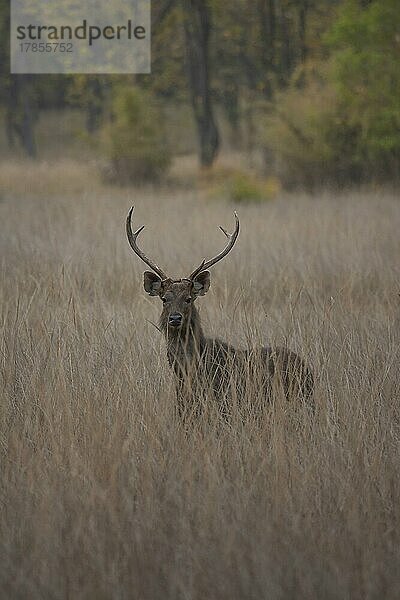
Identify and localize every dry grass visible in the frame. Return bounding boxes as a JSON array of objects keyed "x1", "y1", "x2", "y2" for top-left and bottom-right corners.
[
  {"x1": 0, "y1": 159, "x2": 103, "y2": 198},
  {"x1": 1, "y1": 167, "x2": 400, "y2": 599}
]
